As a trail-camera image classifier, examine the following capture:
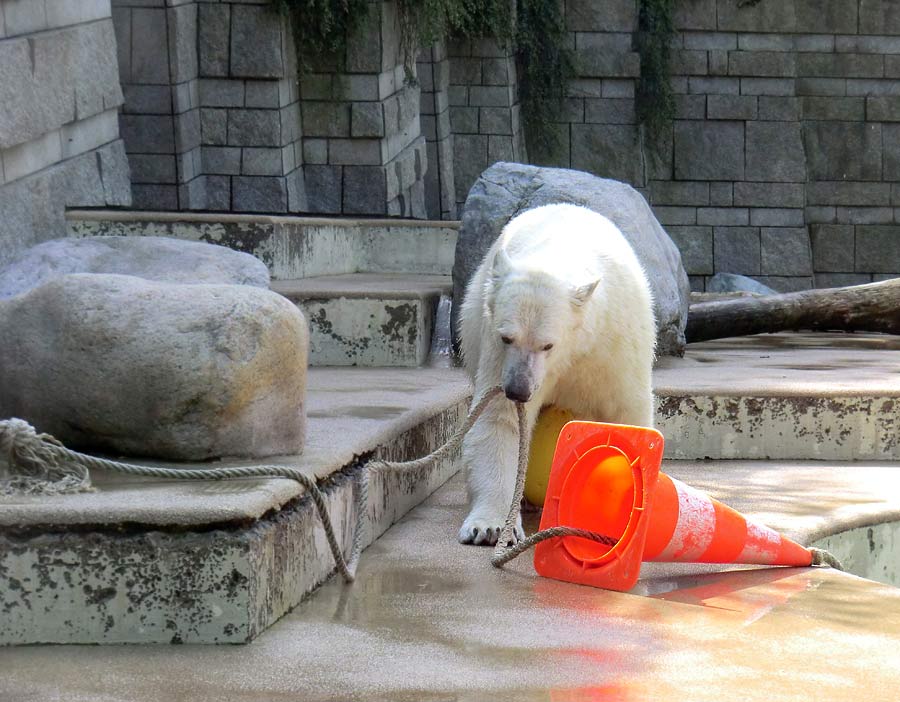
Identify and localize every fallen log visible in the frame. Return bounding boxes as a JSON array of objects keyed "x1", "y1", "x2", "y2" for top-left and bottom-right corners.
[{"x1": 685, "y1": 278, "x2": 900, "y2": 343}]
